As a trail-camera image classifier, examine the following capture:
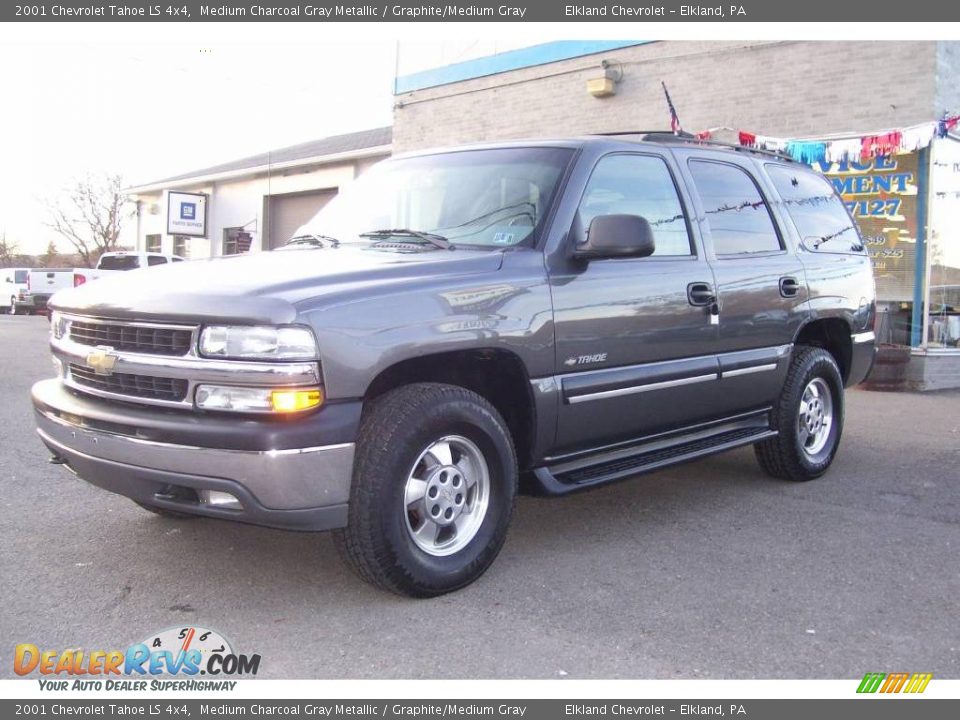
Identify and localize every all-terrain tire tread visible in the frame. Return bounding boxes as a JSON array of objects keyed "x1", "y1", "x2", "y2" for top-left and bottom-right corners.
[{"x1": 332, "y1": 382, "x2": 516, "y2": 597}]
